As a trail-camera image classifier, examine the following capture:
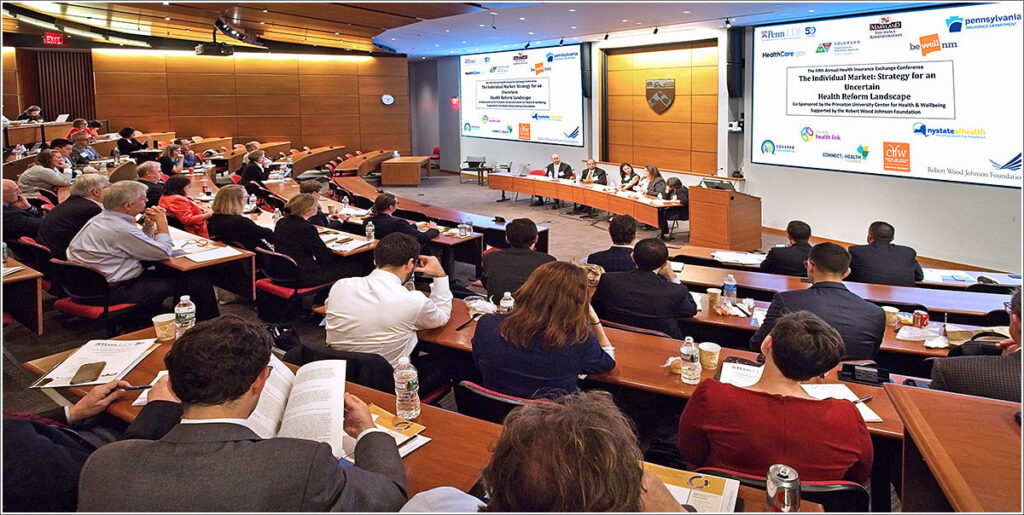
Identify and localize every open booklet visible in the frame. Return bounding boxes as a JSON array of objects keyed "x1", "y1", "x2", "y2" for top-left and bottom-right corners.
[
  {"x1": 31, "y1": 339, "x2": 158, "y2": 389},
  {"x1": 644, "y1": 462, "x2": 740, "y2": 513}
]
